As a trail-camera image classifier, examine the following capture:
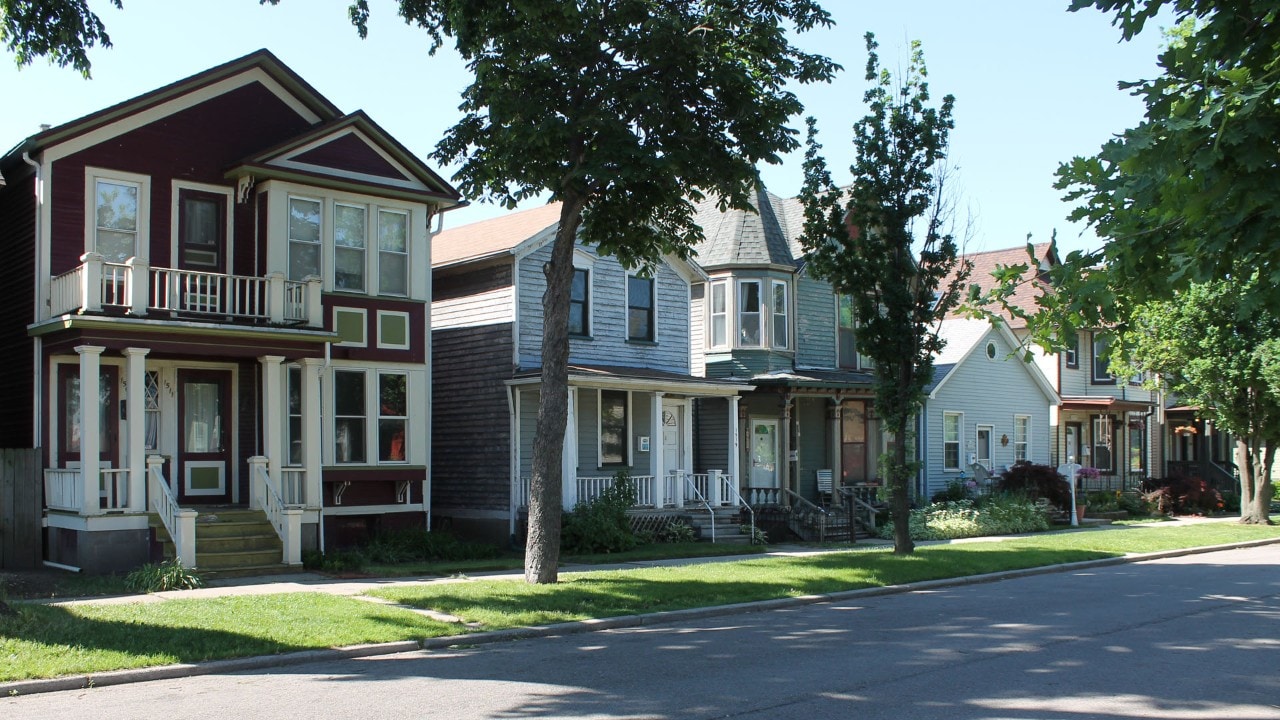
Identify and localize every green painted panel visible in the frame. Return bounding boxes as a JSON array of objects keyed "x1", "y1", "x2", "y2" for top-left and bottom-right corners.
[
  {"x1": 189, "y1": 466, "x2": 222, "y2": 491},
  {"x1": 380, "y1": 313, "x2": 407, "y2": 347},
  {"x1": 335, "y1": 309, "x2": 366, "y2": 344}
]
